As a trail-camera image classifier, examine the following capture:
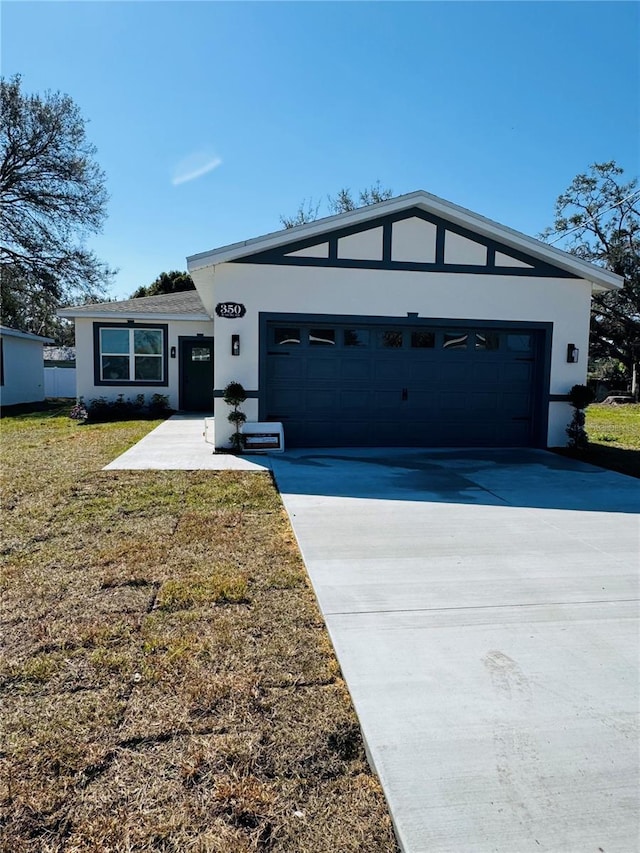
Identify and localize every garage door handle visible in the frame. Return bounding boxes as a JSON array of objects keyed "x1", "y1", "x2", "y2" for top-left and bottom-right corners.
[
  {"x1": 512, "y1": 416, "x2": 531, "y2": 421},
  {"x1": 401, "y1": 388, "x2": 408, "y2": 401}
]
